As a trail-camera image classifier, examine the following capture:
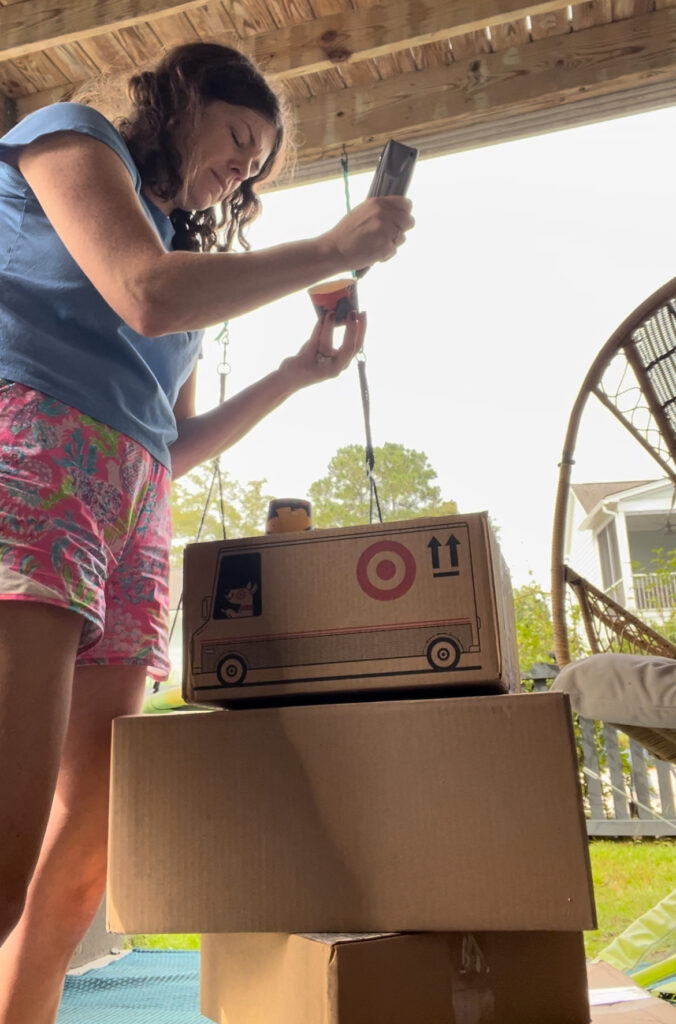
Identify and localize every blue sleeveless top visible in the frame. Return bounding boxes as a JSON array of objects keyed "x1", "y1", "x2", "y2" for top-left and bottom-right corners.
[{"x1": 0, "y1": 102, "x2": 204, "y2": 471}]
